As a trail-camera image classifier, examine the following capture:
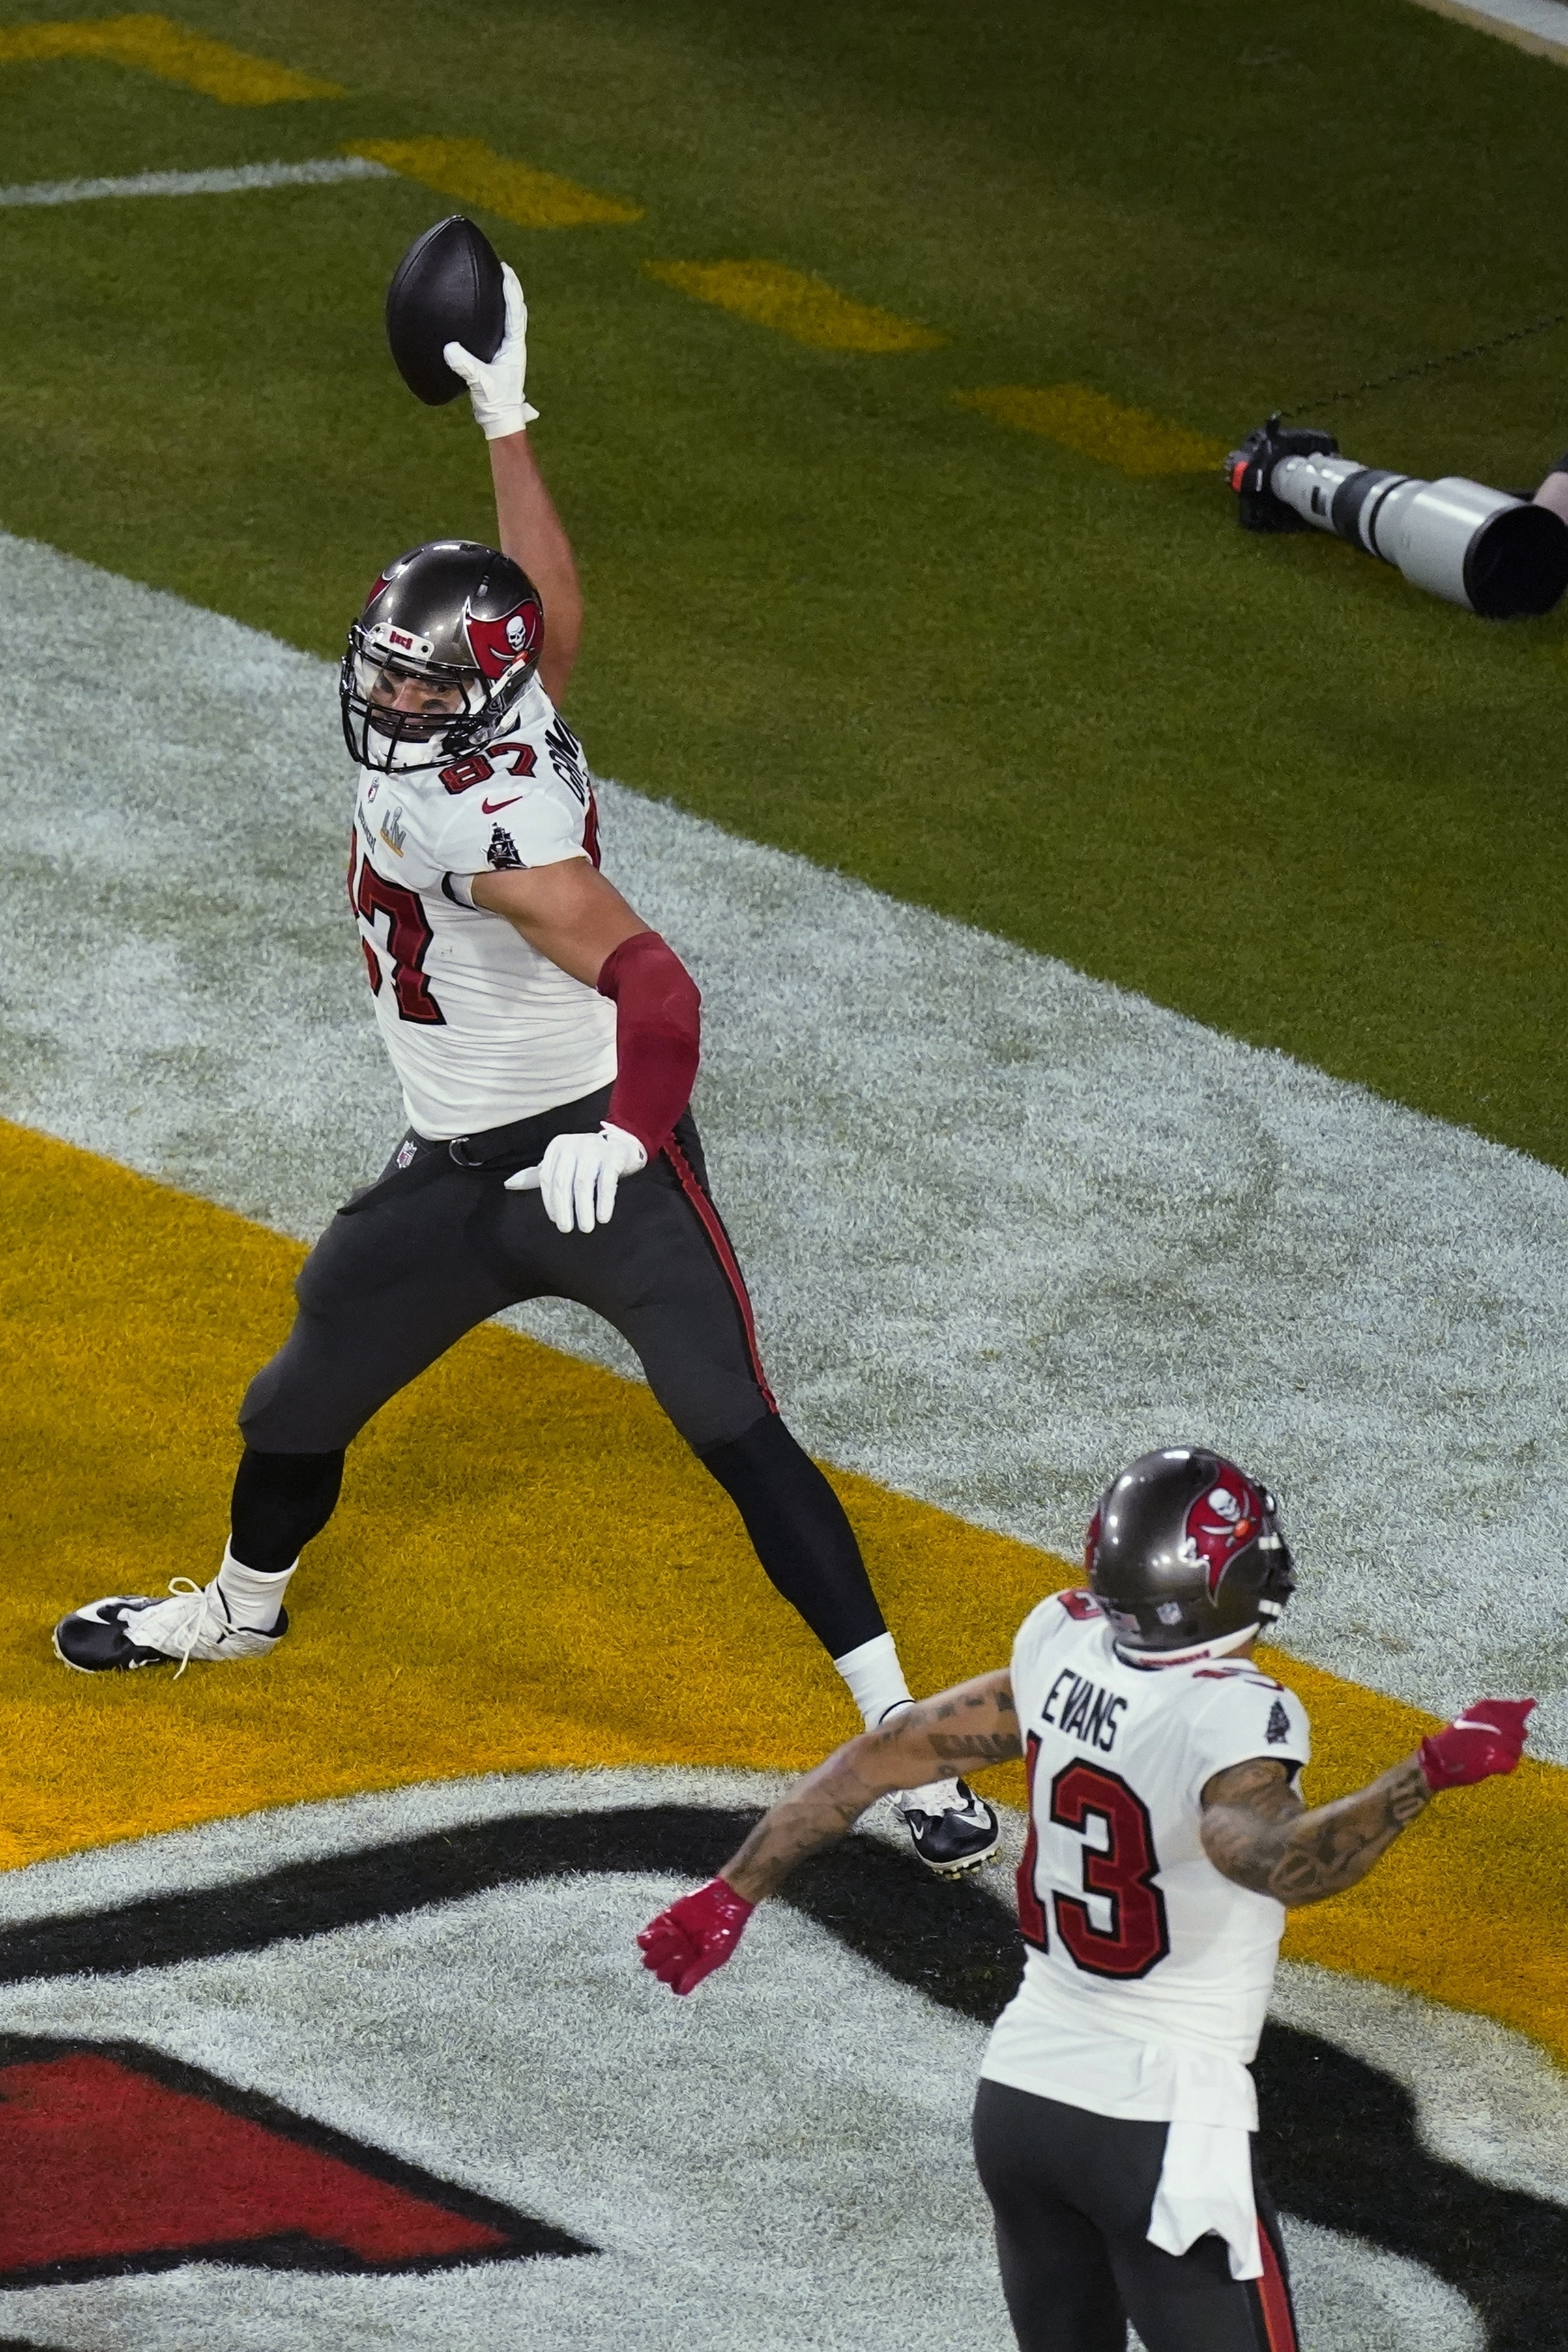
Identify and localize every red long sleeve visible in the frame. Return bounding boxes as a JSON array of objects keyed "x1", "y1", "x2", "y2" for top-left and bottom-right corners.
[{"x1": 597, "y1": 931, "x2": 701, "y2": 1157}]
